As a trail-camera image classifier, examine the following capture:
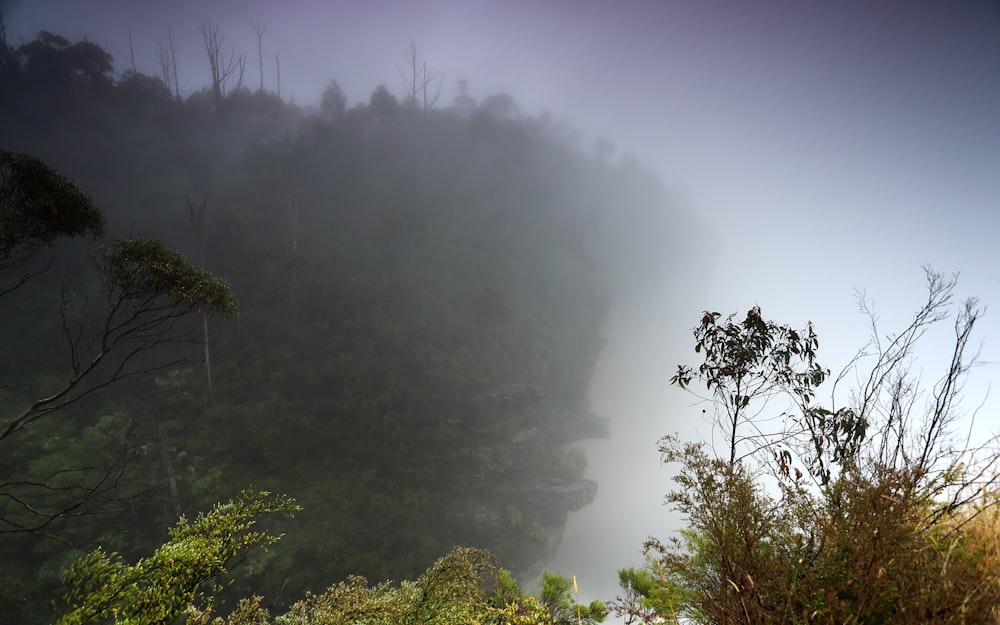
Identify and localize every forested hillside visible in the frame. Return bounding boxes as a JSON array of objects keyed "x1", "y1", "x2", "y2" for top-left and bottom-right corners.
[{"x1": 0, "y1": 30, "x2": 682, "y2": 623}]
